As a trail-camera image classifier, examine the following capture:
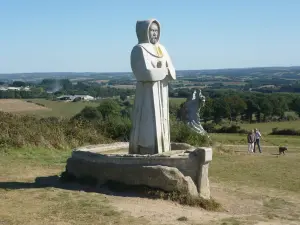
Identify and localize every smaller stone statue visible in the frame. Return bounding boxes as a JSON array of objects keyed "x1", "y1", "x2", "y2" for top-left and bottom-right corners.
[{"x1": 178, "y1": 89, "x2": 208, "y2": 136}]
